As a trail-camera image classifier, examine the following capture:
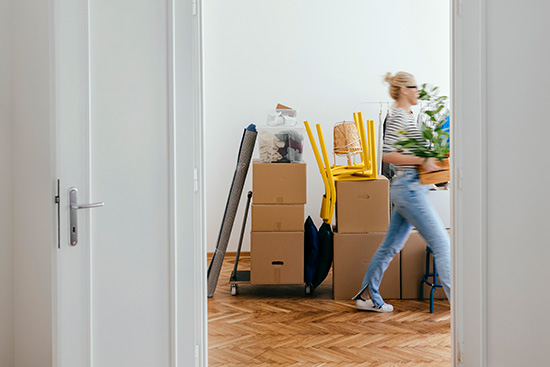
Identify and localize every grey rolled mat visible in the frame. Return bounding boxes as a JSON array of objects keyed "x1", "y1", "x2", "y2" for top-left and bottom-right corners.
[{"x1": 207, "y1": 124, "x2": 257, "y2": 297}]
